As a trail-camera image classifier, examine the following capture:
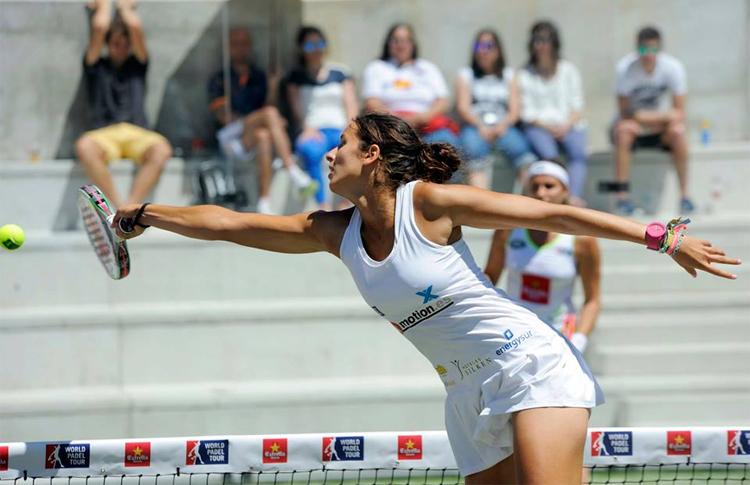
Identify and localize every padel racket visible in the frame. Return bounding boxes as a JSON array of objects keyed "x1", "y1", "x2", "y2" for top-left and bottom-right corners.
[{"x1": 77, "y1": 184, "x2": 132, "y2": 279}]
